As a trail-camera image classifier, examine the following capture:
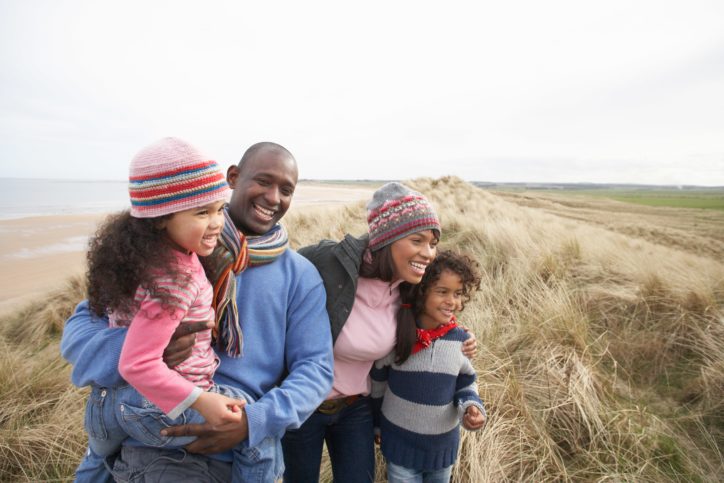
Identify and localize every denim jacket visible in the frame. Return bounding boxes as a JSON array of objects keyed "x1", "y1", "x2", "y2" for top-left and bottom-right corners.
[{"x1": 298, "y1": 234, "x2": 368, "y2": 343}]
